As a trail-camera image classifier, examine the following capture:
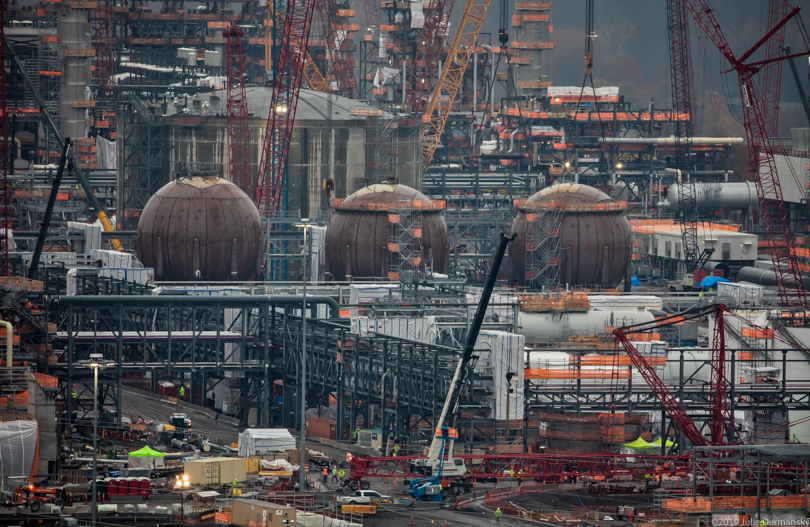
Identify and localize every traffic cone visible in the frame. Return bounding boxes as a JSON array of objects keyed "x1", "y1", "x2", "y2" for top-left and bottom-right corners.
[{"x1": 410, "y1": 515, "x2": 414, "y2": 525}]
